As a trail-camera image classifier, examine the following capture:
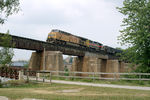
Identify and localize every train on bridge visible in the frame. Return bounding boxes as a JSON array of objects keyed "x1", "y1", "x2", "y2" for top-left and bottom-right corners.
[{"x1": 47, "y1": 29, "x2": 122, "y2": 54}]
